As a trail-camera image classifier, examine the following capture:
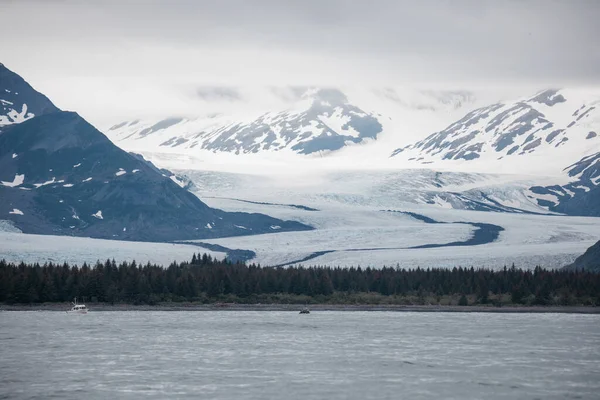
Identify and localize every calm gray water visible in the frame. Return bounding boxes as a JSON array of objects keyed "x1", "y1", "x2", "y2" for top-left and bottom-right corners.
[{"x1": 0, "y1": 311, "x2": 599, "y2": 400}]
